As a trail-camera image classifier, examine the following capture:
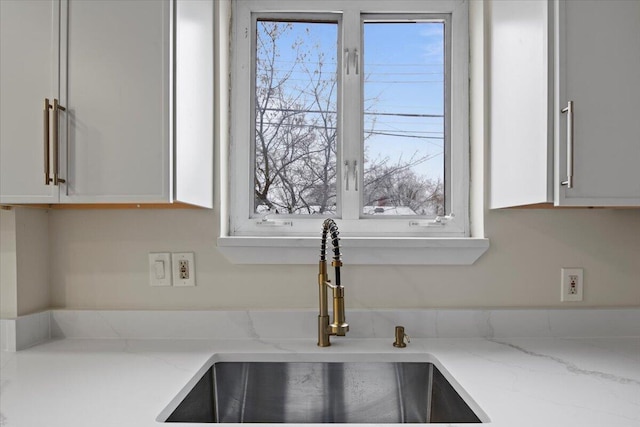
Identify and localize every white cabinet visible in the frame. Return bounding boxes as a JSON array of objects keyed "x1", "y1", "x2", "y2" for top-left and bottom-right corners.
[
  {"x1": 0, "y1": 0, "x2": 214, "y2": 207},
  {"x1": 60, "y1": 0, "x2": 171, "y2": 203},
  {"x1": 0, "y1": 0, "x2": 60, "y2": 203},
  {"x1": 489, "y1": 0, "x2": 640, "y2": 208}
]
